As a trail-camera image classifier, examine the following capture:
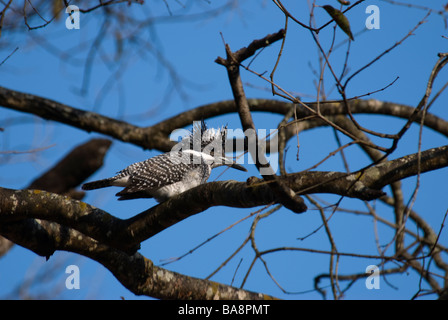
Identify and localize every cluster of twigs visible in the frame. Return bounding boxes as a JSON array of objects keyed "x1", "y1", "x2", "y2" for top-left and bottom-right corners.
[{"x1": 213, "y1": 2, "x2": 448, "y2": 299}]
